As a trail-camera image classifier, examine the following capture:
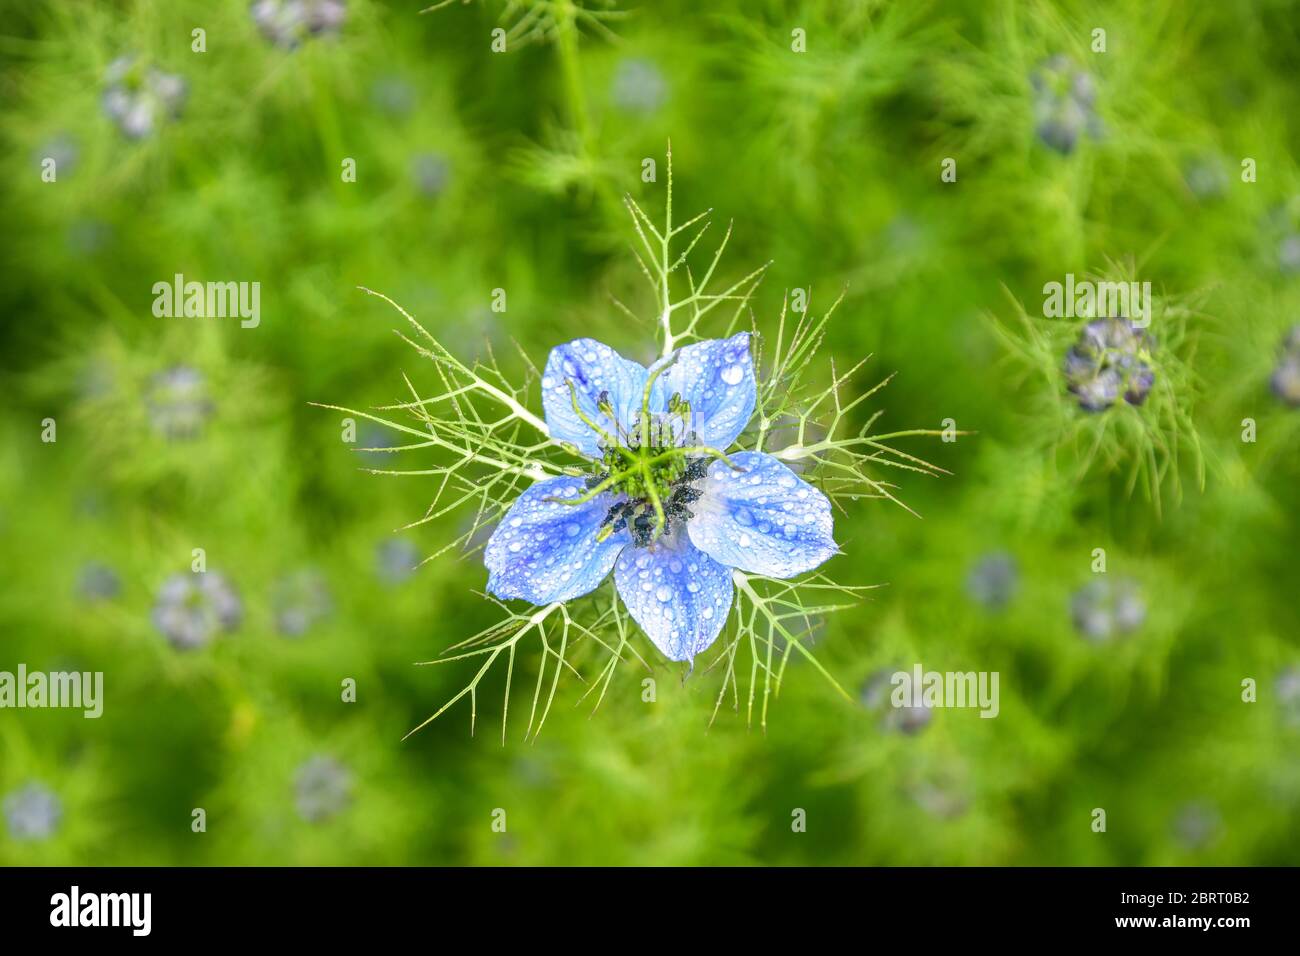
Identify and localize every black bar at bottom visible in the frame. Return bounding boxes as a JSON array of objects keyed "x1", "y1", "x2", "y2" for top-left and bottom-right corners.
[{"x1": 0, "y1": 866, "x2": 1287, "y2": 941}]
